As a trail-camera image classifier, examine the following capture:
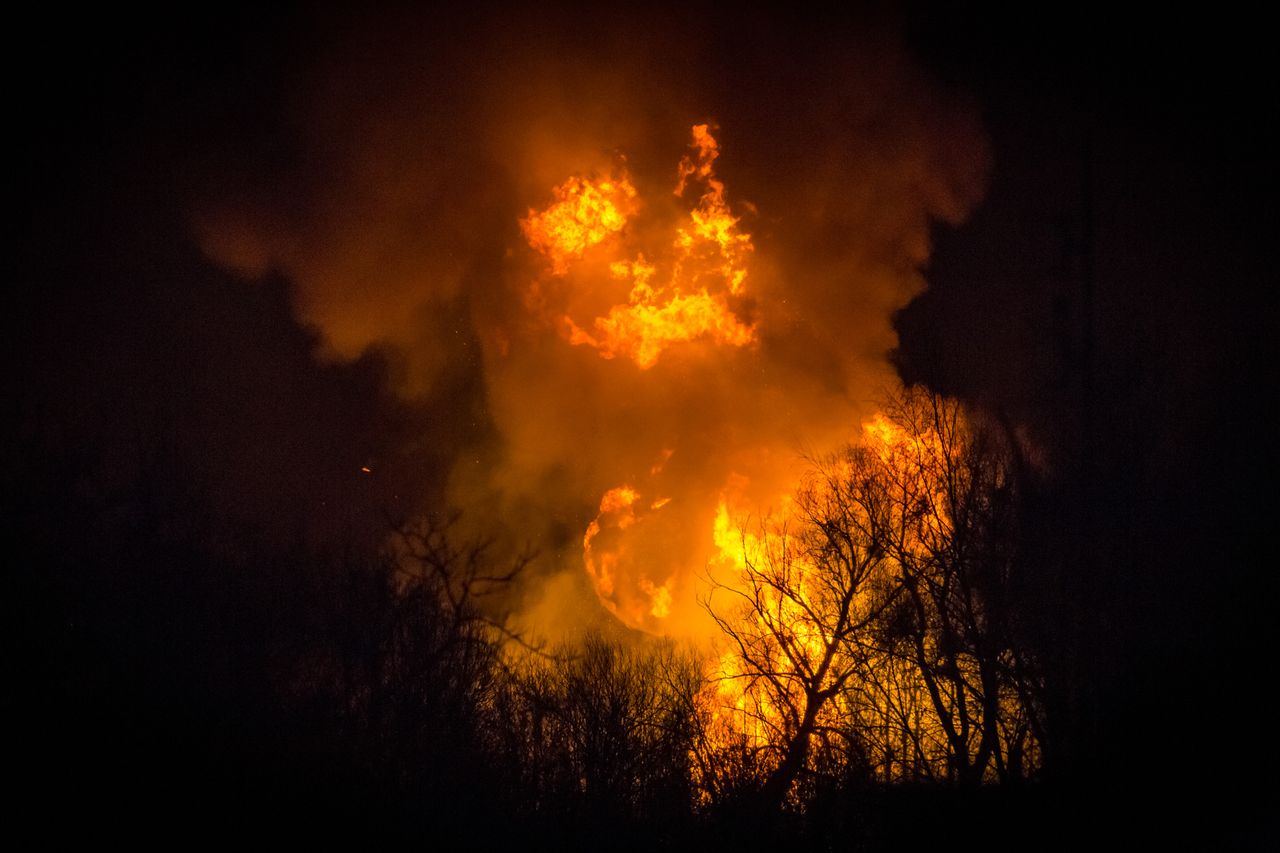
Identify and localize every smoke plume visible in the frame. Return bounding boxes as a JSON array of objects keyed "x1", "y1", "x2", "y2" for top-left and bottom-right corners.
[{"x1": 194, "y1": 7, "x2": 989, "y2": 641}]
